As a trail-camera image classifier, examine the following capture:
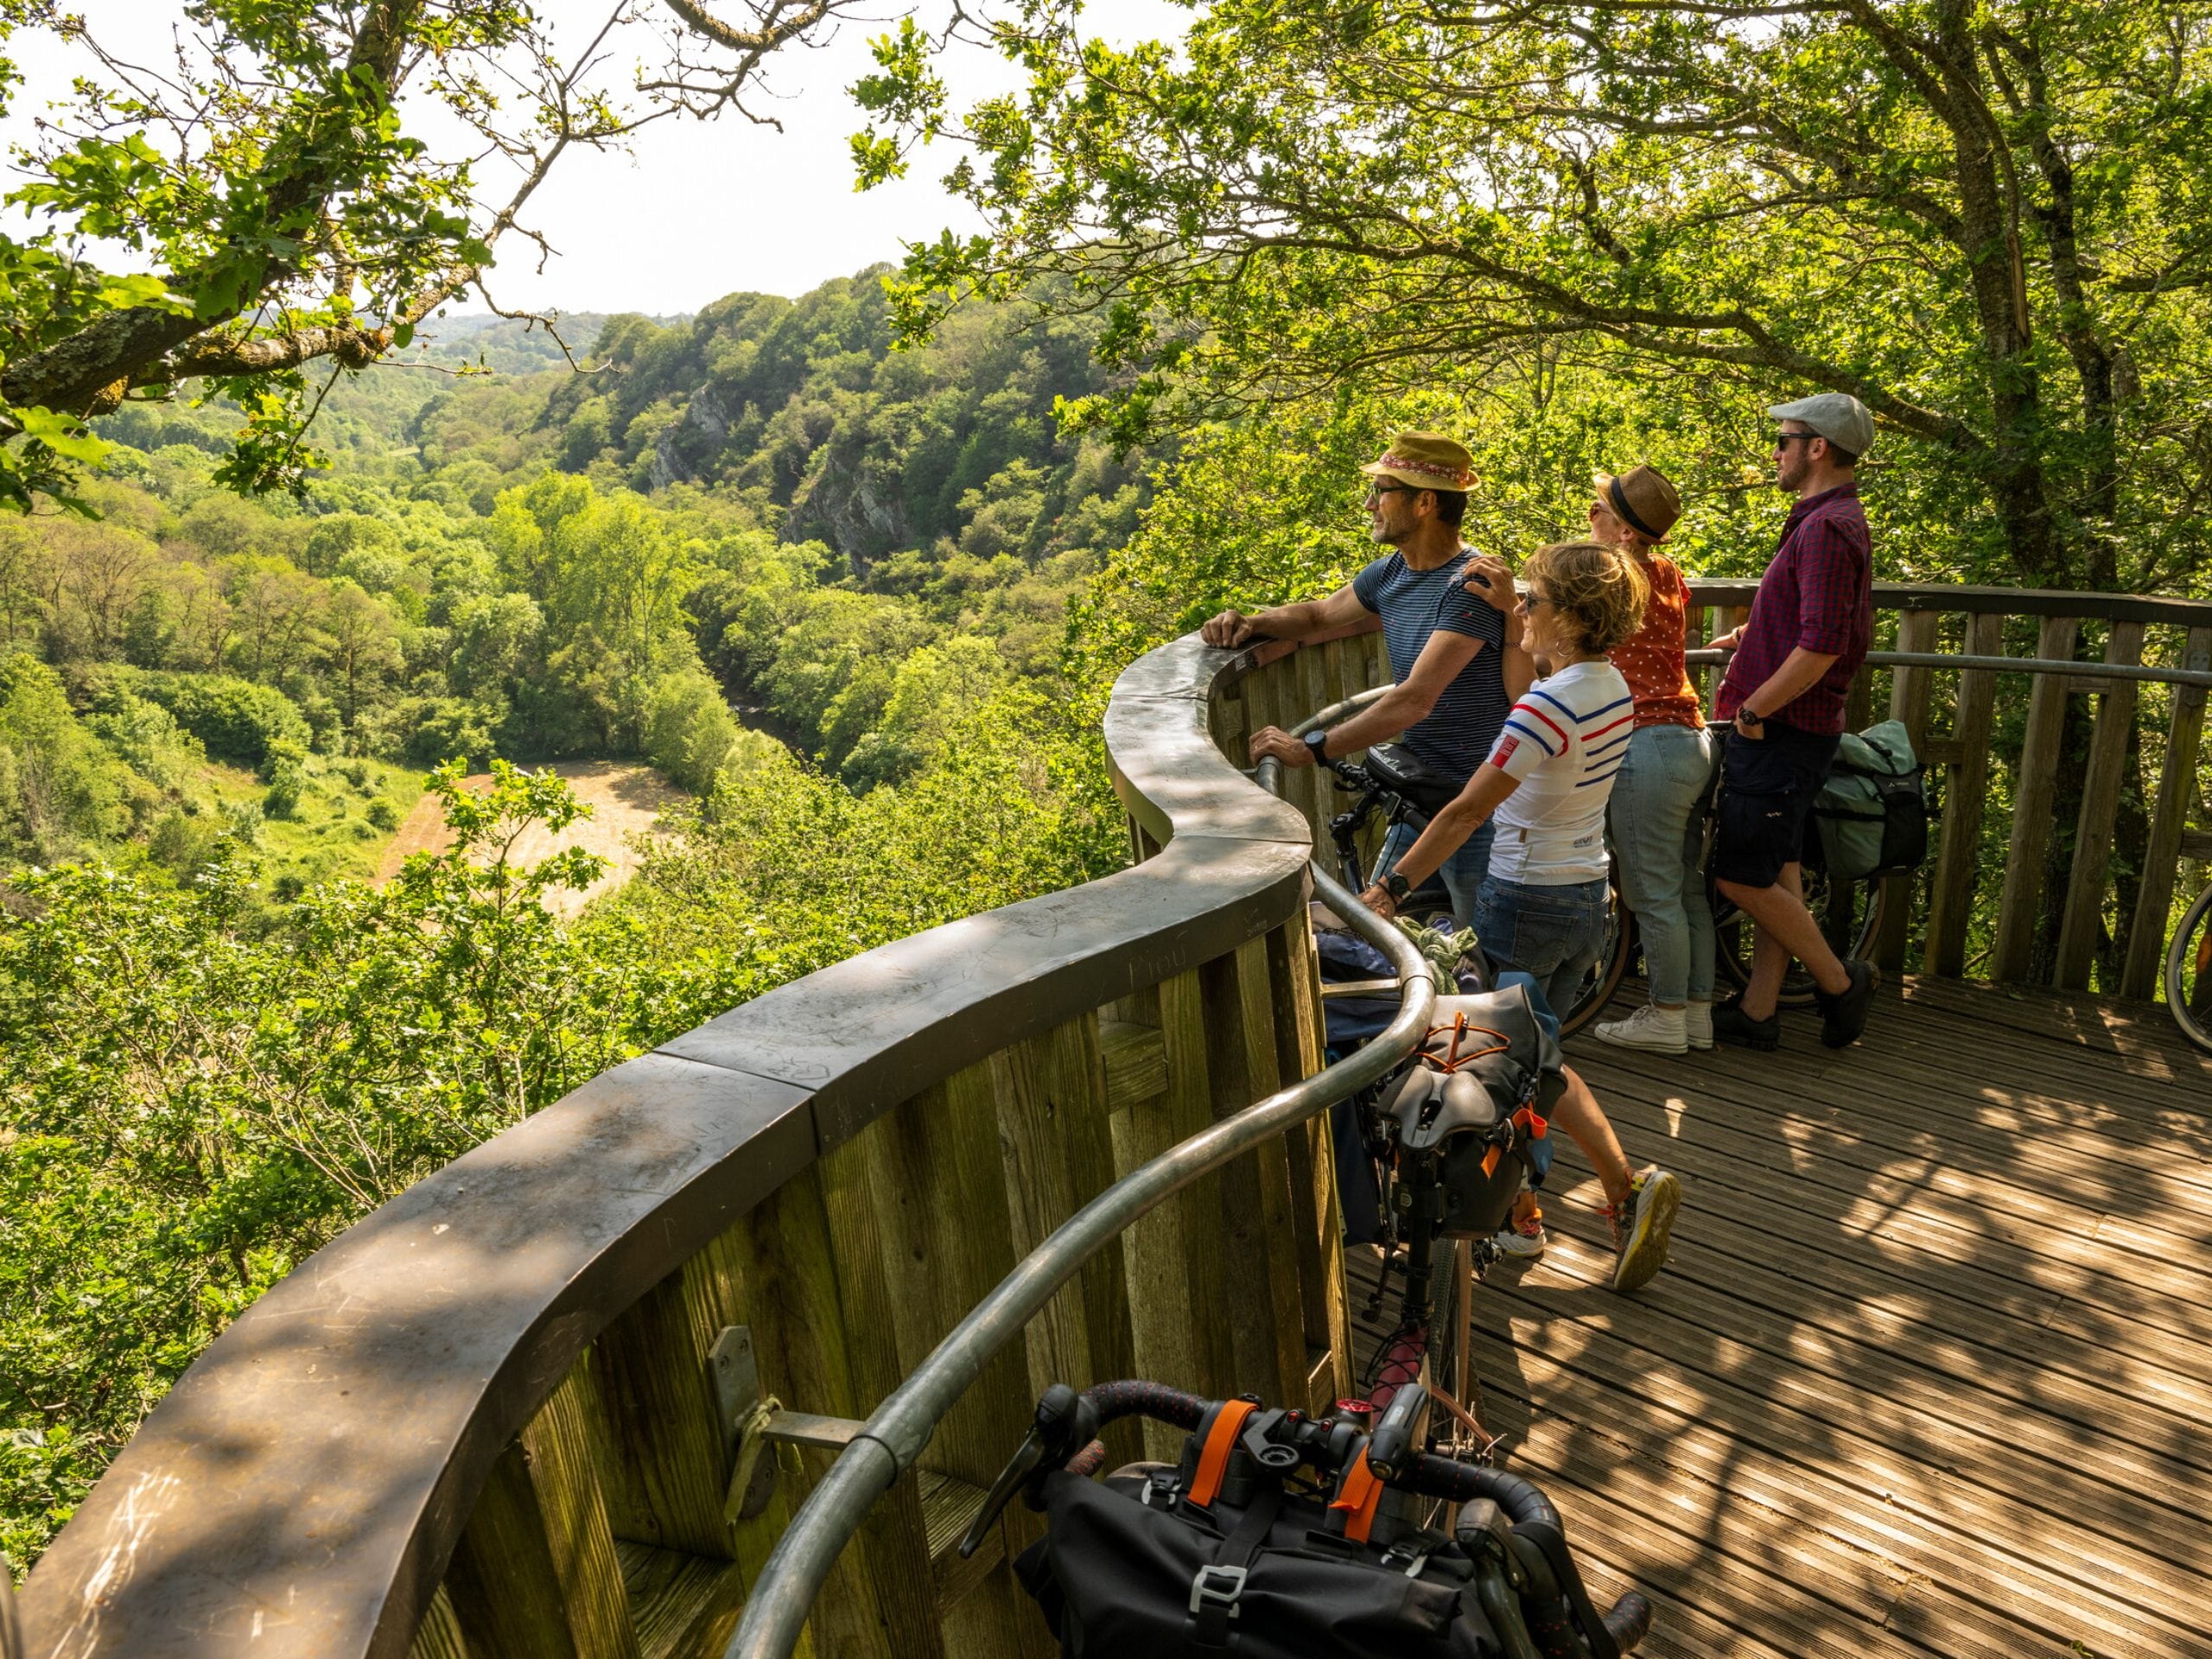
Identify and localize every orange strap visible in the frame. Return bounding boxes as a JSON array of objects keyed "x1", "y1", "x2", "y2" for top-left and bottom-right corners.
[
  {"x1": 1187, "y1": 1399, "x2": 1258, "y2": 1509},
  {"x1": 1329, "y1": 1446, "x2": 1386, "y2": 1542}
]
